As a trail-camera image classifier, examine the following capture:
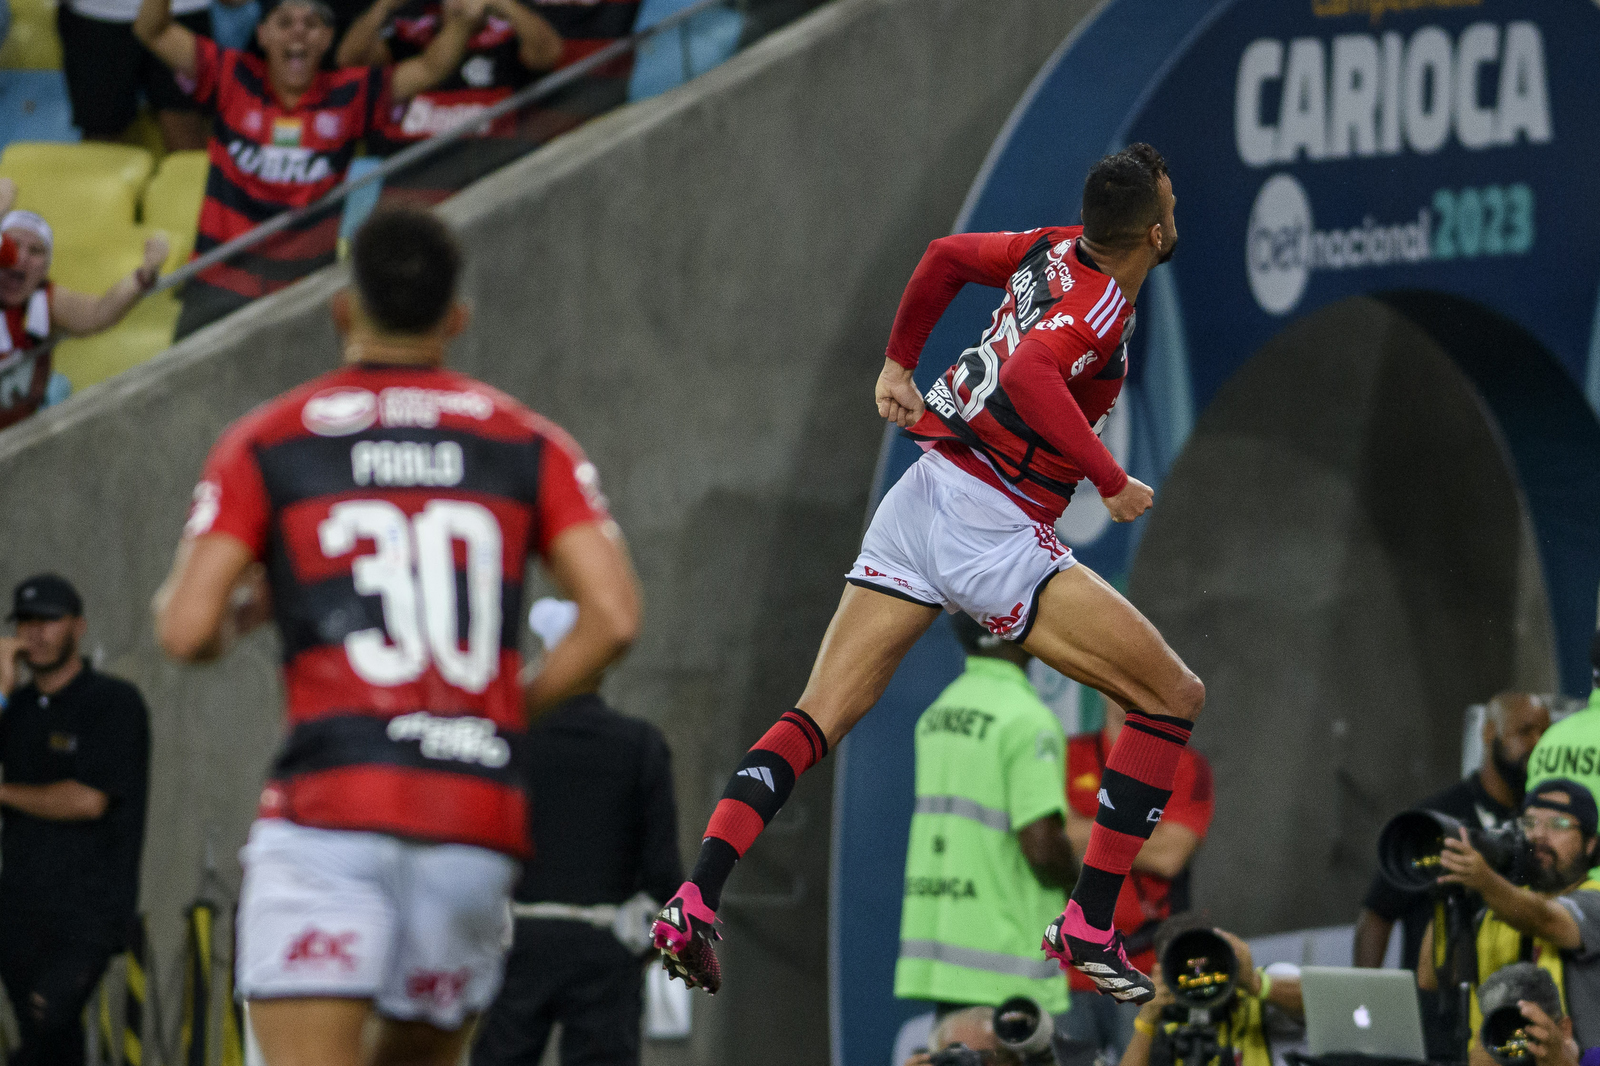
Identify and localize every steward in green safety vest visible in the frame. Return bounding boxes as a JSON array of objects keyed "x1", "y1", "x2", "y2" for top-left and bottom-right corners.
[
  {"x1": 1419, "y1": 777, "x2": 1600, "y2": 1054},
  {"x1": 895, "y1": 614, "x2": 1076, "y2": 1013}
]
